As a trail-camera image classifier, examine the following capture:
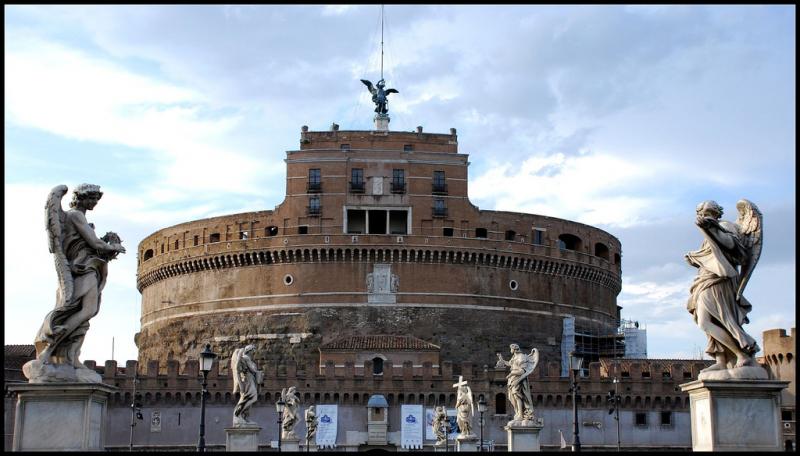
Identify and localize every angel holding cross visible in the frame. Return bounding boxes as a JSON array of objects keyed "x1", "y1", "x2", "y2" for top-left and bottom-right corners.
[{"x1": 452, "y1": 376, "x2": 475, "y2": 438}]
